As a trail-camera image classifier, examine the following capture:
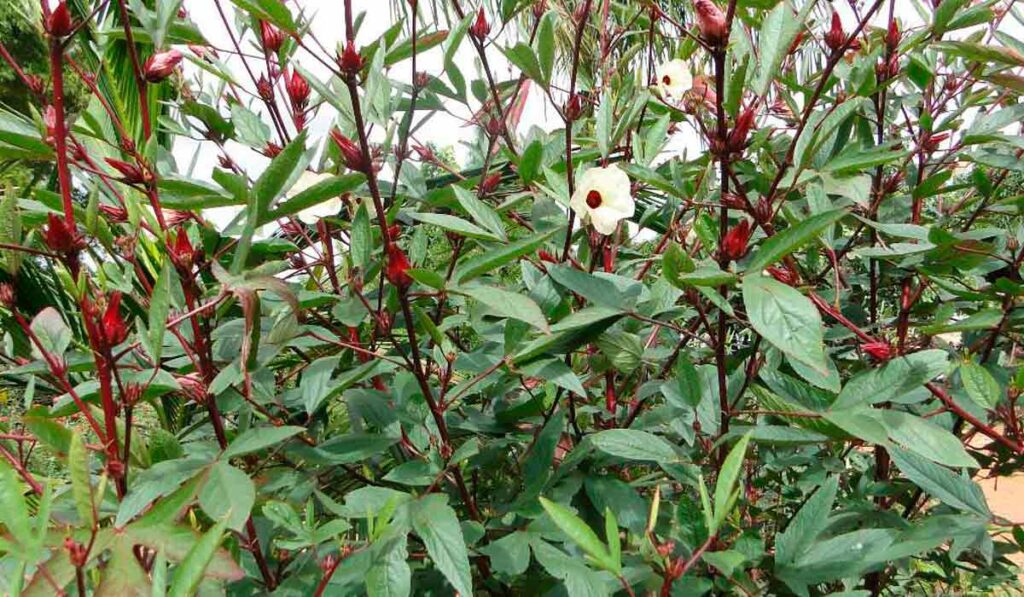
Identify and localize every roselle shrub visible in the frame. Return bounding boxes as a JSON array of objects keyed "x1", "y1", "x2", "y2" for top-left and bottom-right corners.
[{"x1": 1, "y1": 0, "x2": 1024, "y2": 594}]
